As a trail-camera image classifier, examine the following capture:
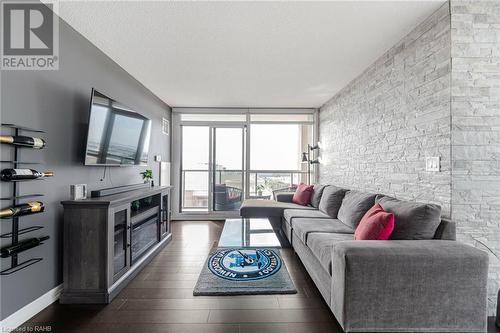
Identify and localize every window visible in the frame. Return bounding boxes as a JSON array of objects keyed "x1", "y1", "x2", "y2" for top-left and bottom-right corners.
[
  {"x1": 250, "y1": 124, "x2": 303, "y2": 170},
  {"x1": 249, "y1": 123, "x2": 312, "y2": 196},
  {"x1": 182, "y1": 126, "x2": 209, "y2": 210}
]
